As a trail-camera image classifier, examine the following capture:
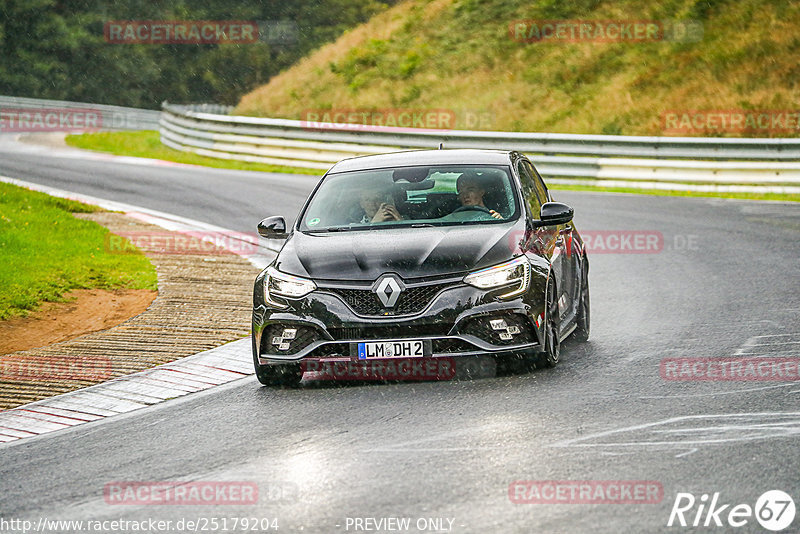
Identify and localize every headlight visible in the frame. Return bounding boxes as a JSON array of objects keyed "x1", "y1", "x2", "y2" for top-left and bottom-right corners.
[
  {"x1": 264, "y1": 266, "x2": 316, "y2": 308},
  {"x1": 463, "y1": 256, "x2": 530, "y2": 299}
]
